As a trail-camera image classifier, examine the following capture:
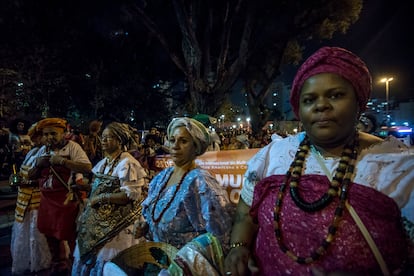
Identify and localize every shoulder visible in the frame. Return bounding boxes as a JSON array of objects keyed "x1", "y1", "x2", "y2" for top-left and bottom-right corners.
[
  {"x1": 247, "y1": 133, "x2": 302, "y2": 170},
  {"x1": 120, "y1": 151, "x2": 140, "y2": 164},
  {"x1": 66, "y1": 140, "x2": 83, "y2": 150},
  {"x1": 358, "y1": 131, "x2": 384, "y2": 150},
  {"x1": 189, "y1": 168, "x2": 221, "y2": 188}
]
